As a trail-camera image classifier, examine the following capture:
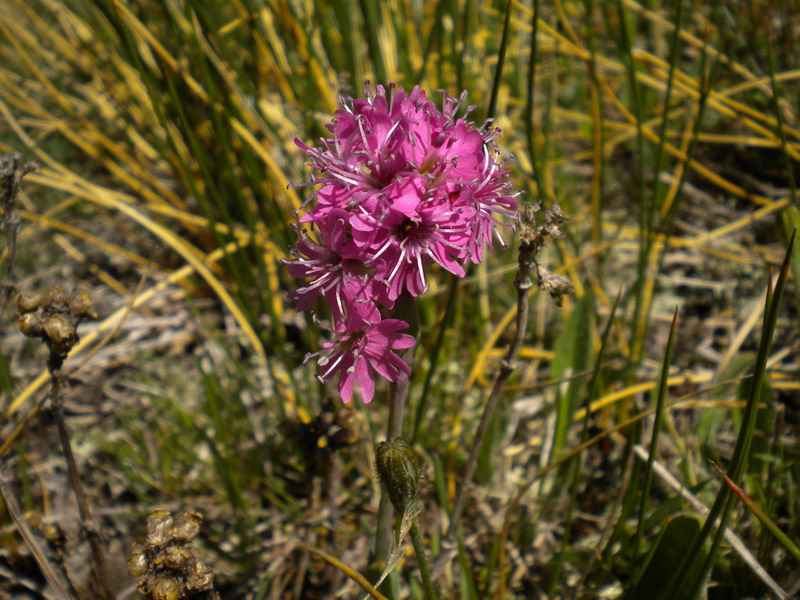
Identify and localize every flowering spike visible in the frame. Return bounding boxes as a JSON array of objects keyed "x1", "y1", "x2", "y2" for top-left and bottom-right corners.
[{"x1": 286, "y1": 83, "x2": 519, "y2": 403}]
